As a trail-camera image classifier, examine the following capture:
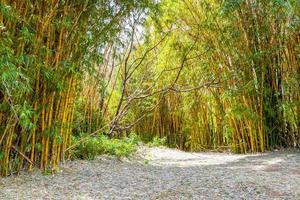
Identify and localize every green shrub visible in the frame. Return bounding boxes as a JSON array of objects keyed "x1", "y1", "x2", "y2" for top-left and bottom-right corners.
[
  {"x1": 147, "y1": 136, "x2": 167, "y2": 147},
  {"x1": 72, "y1": 133, "x2": 140, "y2": 160},
  {"x1": 124, "y1": 133, "x2": 140, "y2": 145}
]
